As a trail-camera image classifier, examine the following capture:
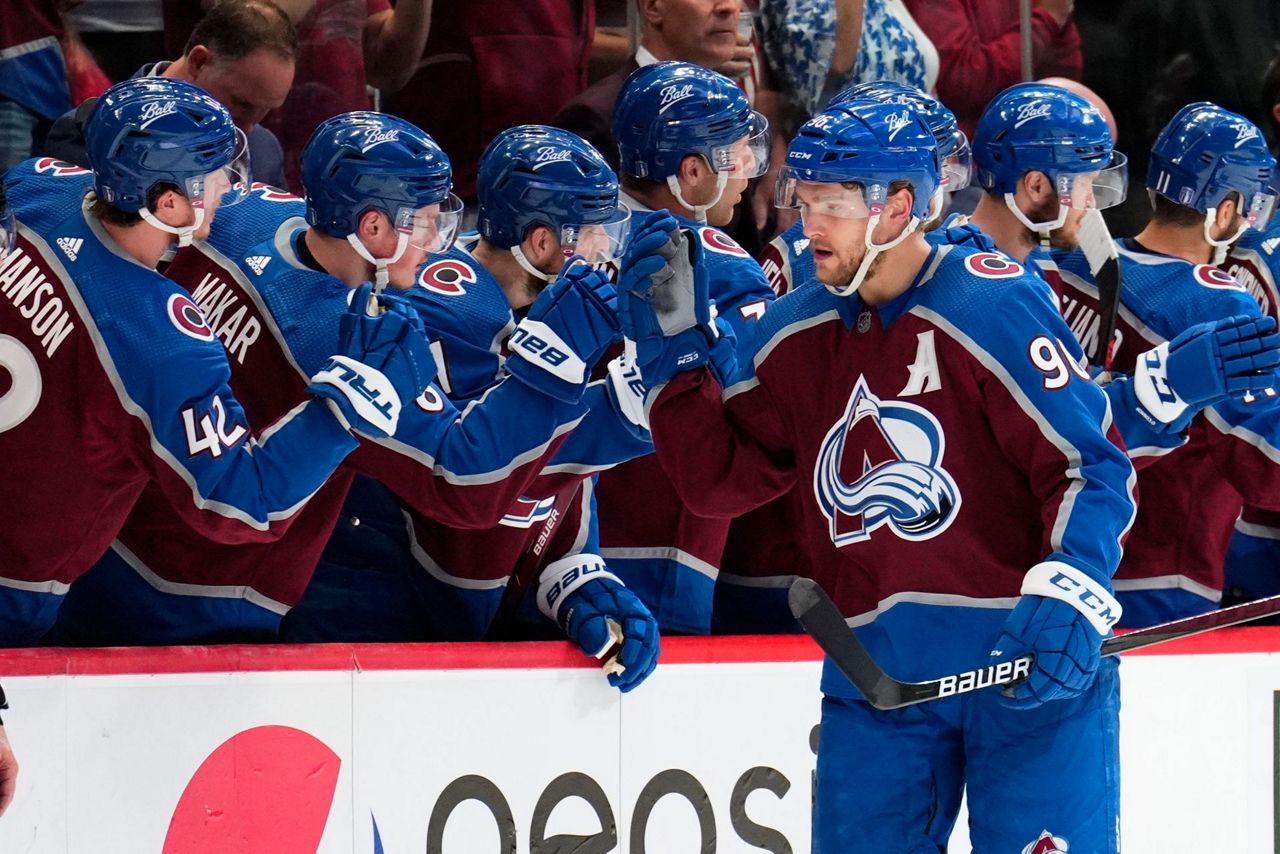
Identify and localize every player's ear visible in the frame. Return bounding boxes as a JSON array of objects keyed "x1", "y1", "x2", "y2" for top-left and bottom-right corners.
[
  {"x1": 523, "y1": 224, "x2": 560, "y2": 270},
  {"x1": 638, "y1": 0, "x2": 663, "y2": 28},
  {"x1": 1214, "y1": 193, "x2": 1240, "y2": 232},
  {"x1": 150, "y1": 187, "x2": 188, "y2": 227},
  {"x1": 186, "y1": 45, "x2": 212, "y2": 78},
  {"x1": 1023, "y1": 170, "x2": 1053, "y2": 204},
  {"x1": 886, "y1": 184, "x2": 915, "y2": 225},
  {"x1": 357, "y1": 209, "x2": 386, "y2": 243}
]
